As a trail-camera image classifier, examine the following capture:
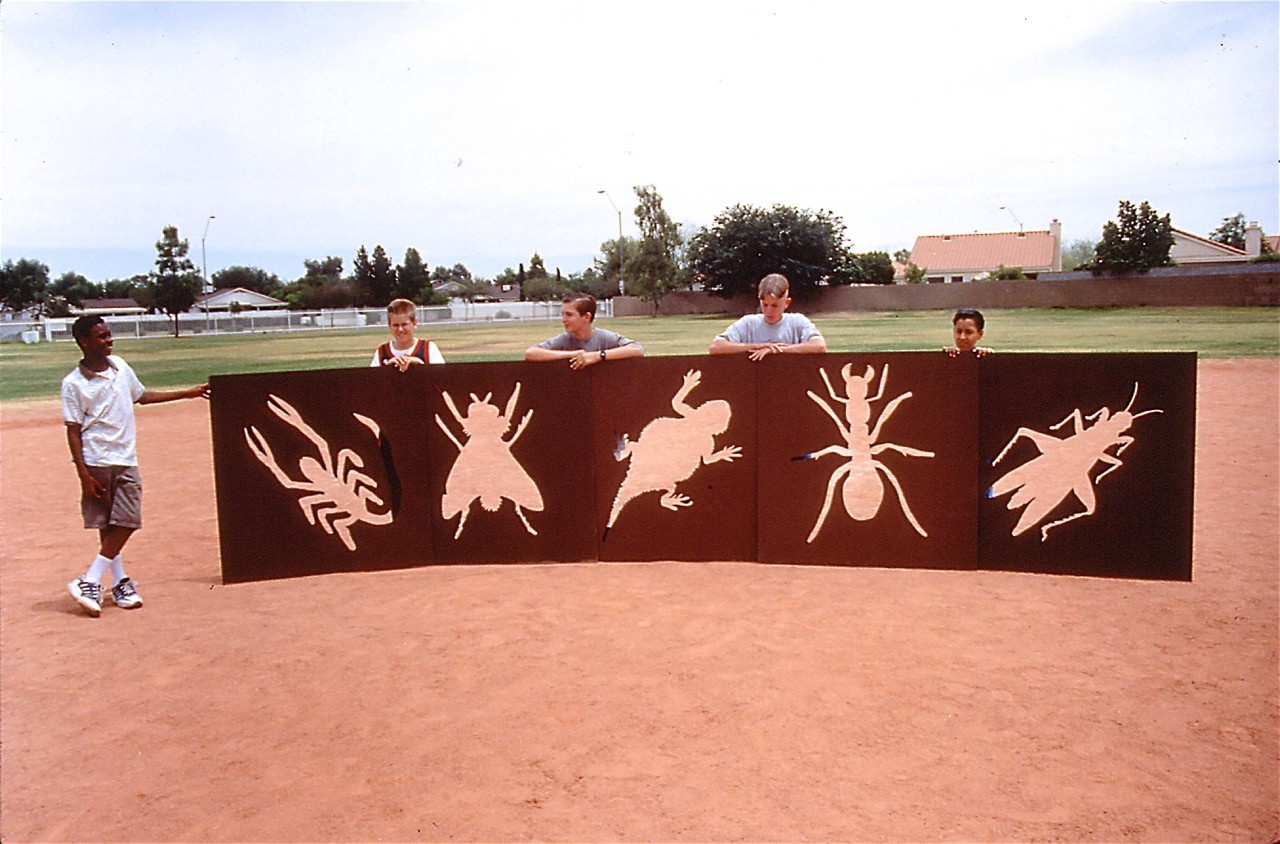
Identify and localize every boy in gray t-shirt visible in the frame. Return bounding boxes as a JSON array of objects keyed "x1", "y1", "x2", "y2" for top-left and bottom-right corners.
[
  {"x1": 524, "y1": 294, "x2": 644, "y2": 371},
  {"x1": 709, "y1": 273, "x2": 826, "y2": 361}
]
